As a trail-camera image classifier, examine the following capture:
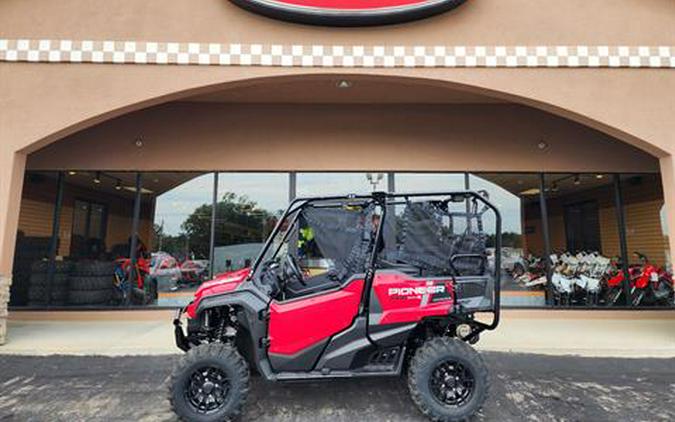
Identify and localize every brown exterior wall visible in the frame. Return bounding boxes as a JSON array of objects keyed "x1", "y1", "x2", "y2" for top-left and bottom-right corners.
[
  {"x1": 26, "y1": 103, "x2": 659, "y2": 173},
  {"x1": 2, "y1": 0, "x2": 673, "y2": 49},
  {"x1": 1, "y1": 0, "x2": 674, "y2": 342}
]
